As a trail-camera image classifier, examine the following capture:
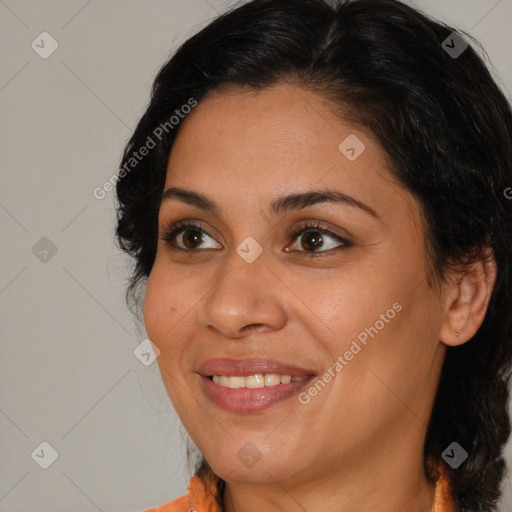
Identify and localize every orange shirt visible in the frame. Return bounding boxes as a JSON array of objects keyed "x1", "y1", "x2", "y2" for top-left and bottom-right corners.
[{"x1": 144, "y1": 465, "x2": 457, "y2": 512}]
